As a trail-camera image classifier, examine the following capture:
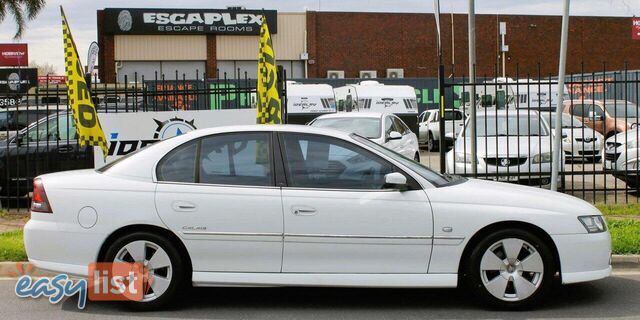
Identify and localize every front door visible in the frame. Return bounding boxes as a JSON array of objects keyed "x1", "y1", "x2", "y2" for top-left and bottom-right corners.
[
  {"x1": 155, "y1": 132, "x2": 283, "y2": 272},
  {"x1": 279, "y1": 133, "x2": 433, "y2": 273}
]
